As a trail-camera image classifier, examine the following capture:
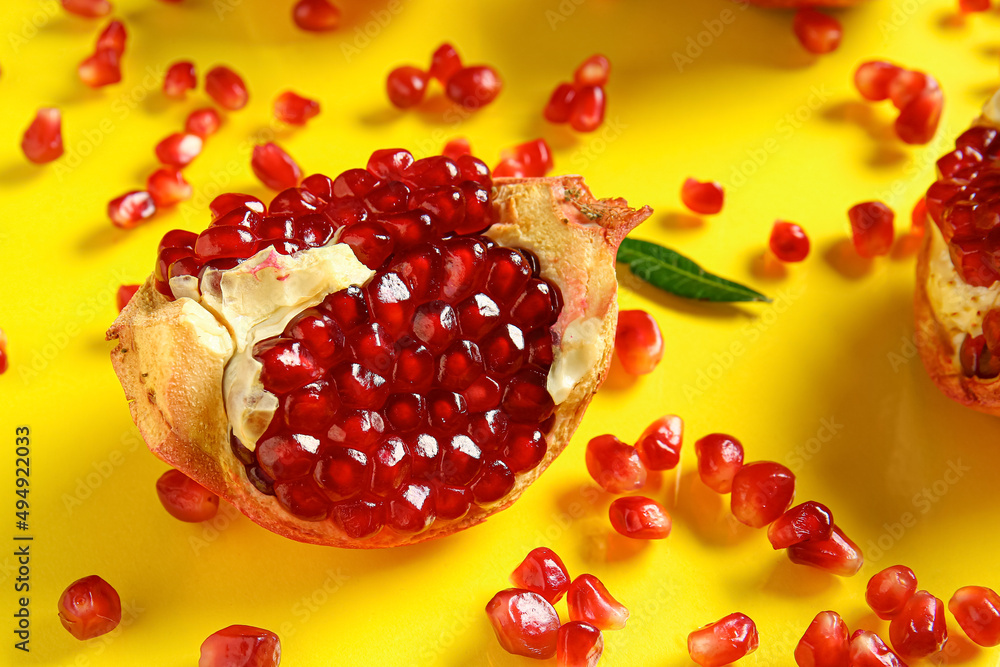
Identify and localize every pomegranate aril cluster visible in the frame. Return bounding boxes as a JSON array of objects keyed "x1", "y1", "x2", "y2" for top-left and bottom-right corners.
[
  {"x1": 854, "y1": 61, "x2": 943, "y2": 145},
  {"x1": 387, "y1": 42, "x2": 502, "y2": 111},
  {"x1": 544, "y1": 54, "x2": 609, "y2": 132}
]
